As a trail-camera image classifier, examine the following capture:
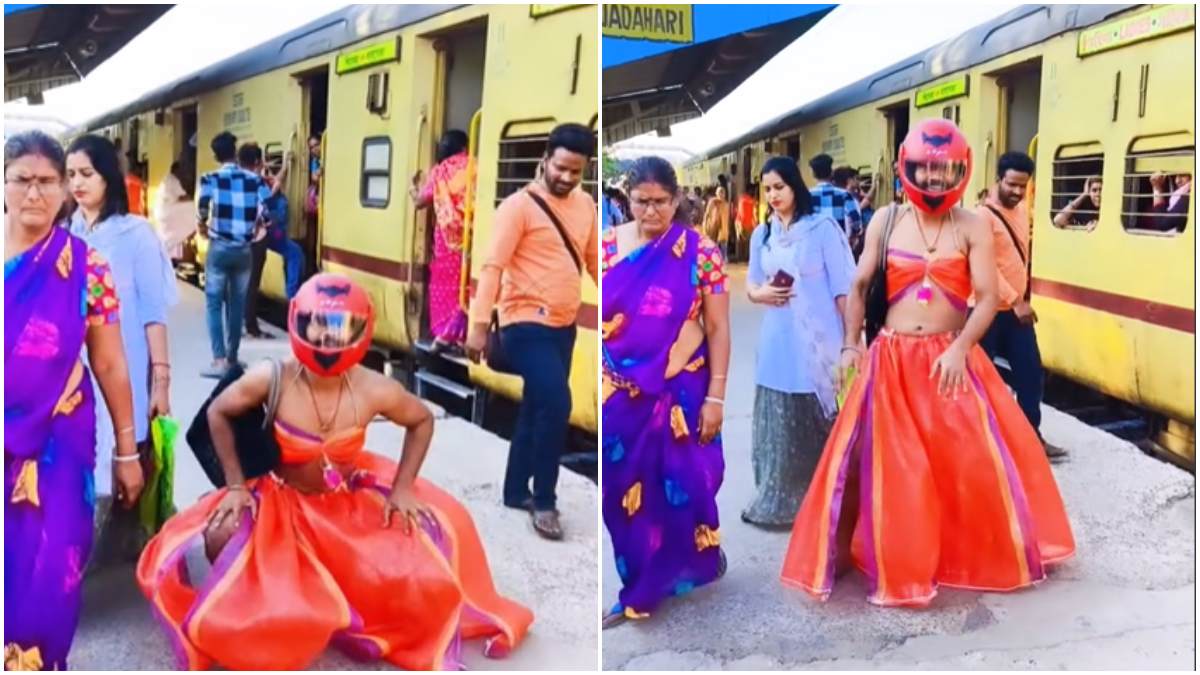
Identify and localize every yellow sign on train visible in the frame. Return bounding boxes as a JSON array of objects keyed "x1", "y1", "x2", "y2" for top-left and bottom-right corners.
[
  {"x1": 1078, "y1": 4, "x2": 1195, "y2": 57},
  {"x1": 914, "y1": 75, "x2": 969, "y2": 108},
  {"x1": 603, "y1": 4, "x2": 693, "y2": 43},
  {"x1": 336, "y1": 38, "x2": 399, "y2": 75}
]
